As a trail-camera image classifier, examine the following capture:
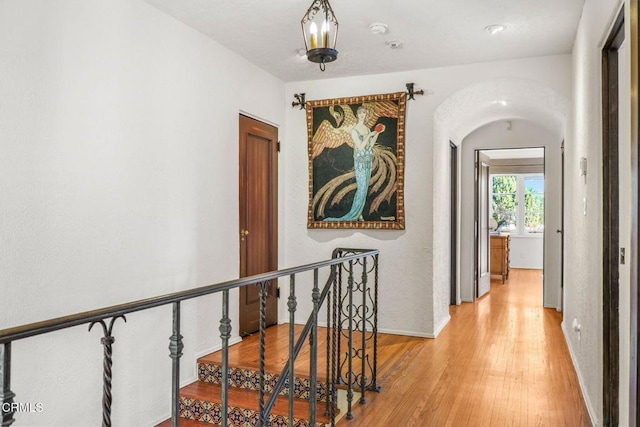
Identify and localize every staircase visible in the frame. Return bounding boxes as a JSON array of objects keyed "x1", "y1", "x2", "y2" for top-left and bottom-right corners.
[
  {"x1": 158, "y1": 325, "x2": 345, "y2": 427},
  {"x1": 155, "y1": 249, "x2": 380, "y2": 427}
]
